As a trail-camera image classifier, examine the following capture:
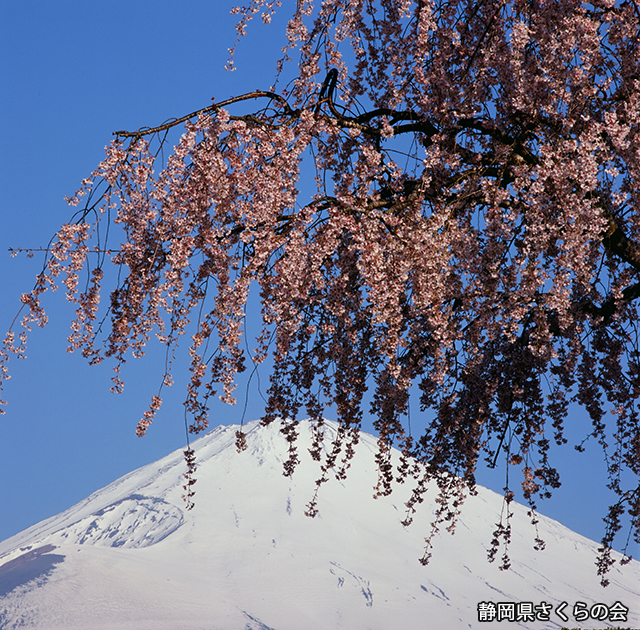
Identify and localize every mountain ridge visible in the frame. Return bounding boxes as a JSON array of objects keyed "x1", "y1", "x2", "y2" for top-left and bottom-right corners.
[{"x1": 0, "y1": 419, "x2": 638, "y2": 629}]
